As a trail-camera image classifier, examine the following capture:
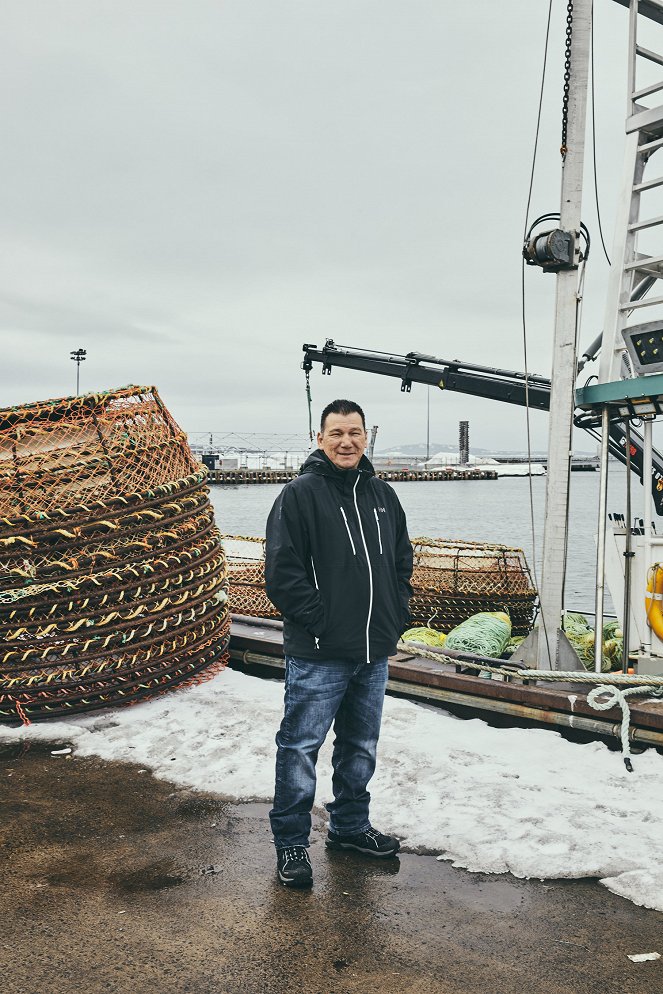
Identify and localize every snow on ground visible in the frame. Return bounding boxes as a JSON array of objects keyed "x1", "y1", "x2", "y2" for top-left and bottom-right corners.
[{"x1": 2, "y1": 667, "x2": 663, "y2": 913}]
